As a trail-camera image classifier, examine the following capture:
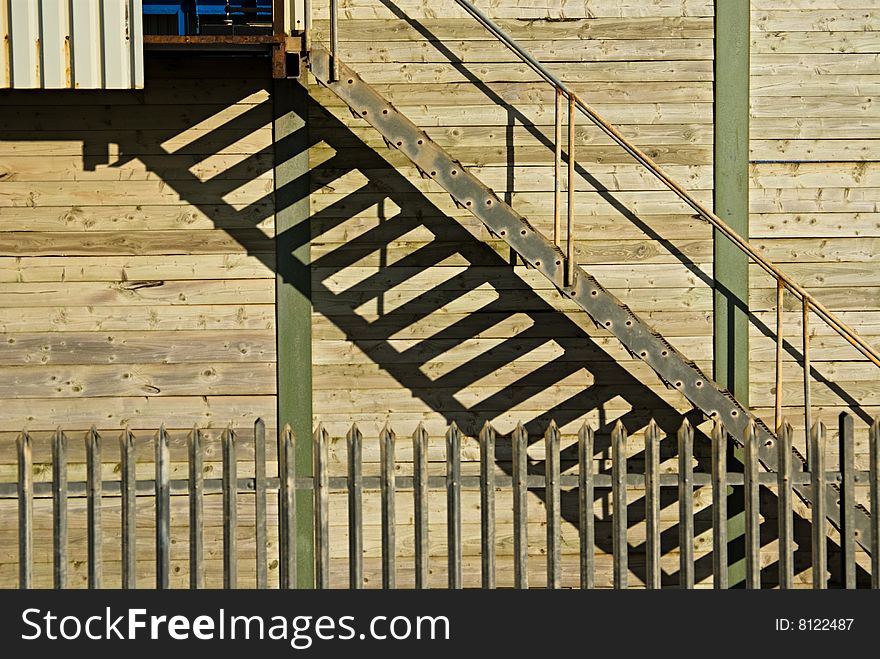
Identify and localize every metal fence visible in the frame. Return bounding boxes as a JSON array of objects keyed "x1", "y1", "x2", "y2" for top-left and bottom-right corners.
[{"x1": 5, "y1": 414, "x2": 880, "y2": 589}]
